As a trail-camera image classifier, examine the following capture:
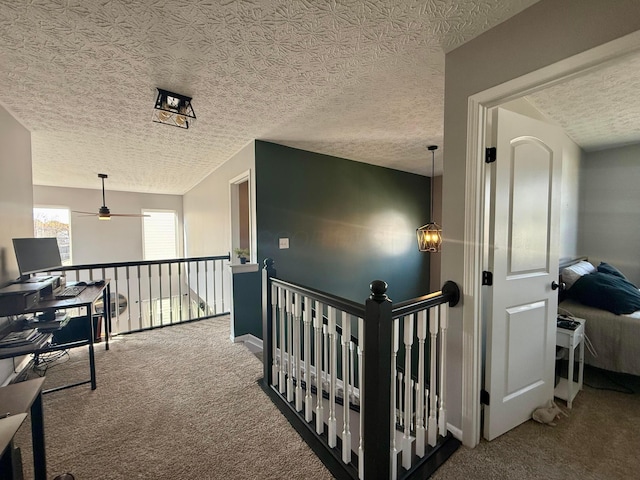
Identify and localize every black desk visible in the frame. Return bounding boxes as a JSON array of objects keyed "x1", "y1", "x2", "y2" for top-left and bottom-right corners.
[
  {"x1": 0, "y1": 377, "x2": 47, "y2": 480},
  {"x1": 0, "y1": 281, "x2": 111, "y2": 393},
  {"x1": 0, "y1": 413, "x2": 28, "y2": 480}
]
